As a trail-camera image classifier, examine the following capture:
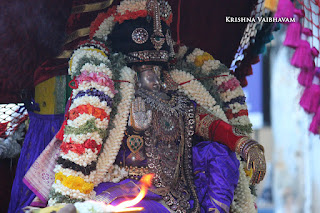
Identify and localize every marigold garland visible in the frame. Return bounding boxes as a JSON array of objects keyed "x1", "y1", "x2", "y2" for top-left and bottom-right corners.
[{"x1": 55, "y1": 172, "x2": 94, "y2": 194}]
